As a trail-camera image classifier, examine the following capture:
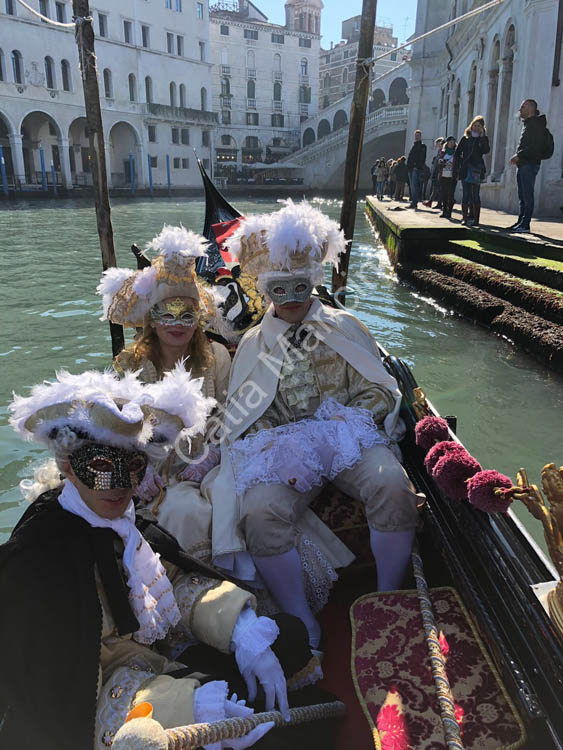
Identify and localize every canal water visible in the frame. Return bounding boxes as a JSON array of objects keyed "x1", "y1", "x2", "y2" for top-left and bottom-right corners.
[{"x1": 1, "y1": 196, "x2": 562, "y2": 552}]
